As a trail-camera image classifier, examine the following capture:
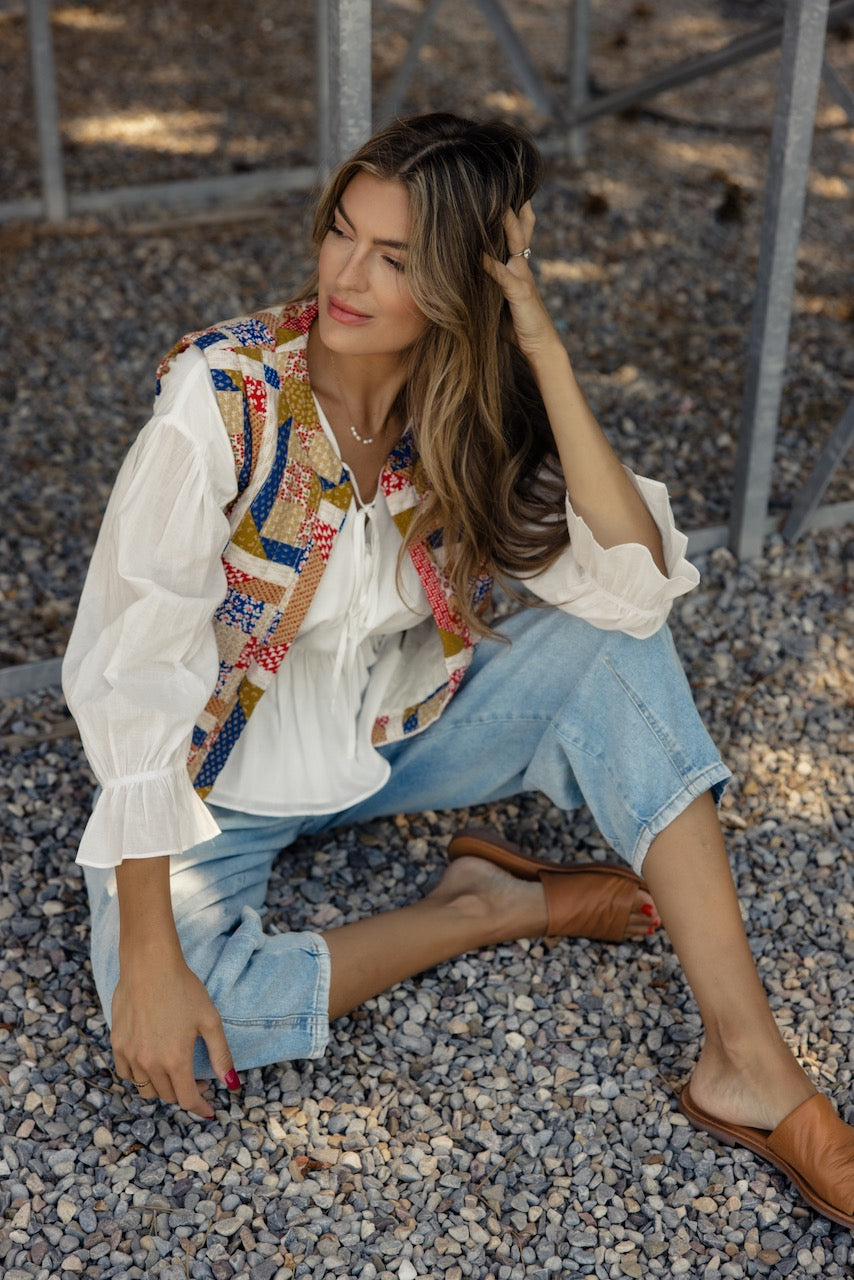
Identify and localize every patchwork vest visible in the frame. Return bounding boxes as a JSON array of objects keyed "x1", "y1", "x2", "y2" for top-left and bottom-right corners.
[{"x1": 156, "y1": 298, "x2": 493, "y2": 798}]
